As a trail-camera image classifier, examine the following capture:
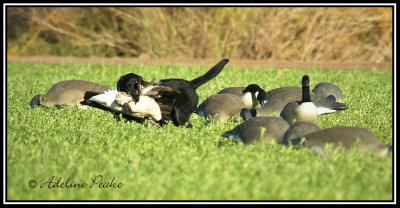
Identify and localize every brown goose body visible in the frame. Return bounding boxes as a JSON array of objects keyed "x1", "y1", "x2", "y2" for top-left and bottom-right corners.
[
  {"x1": 286, "y1": 125, "x2": 391, "y2": 156},
  {"x1": 195, "y1": 94, "x2": 246, "y2": 121},
  {"x1": 222, "y1": 116, "x2": 290, "y2": 144},
  {"x1": 265, "y1": 82, "x2": 344, "y2": 103},
  {"x1": 30, "y1": 80, "x2": 110, "y2": 109},
  {"x1": 264, "y1": 86, "x2": 300, "y2": 102}
]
